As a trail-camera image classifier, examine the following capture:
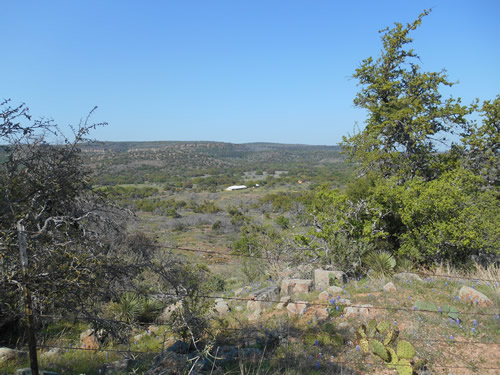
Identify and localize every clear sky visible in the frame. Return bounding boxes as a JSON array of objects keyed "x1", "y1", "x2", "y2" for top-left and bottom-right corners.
[{"x1": 2, "y1": 0, "x2": 499, "y2": 145}]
